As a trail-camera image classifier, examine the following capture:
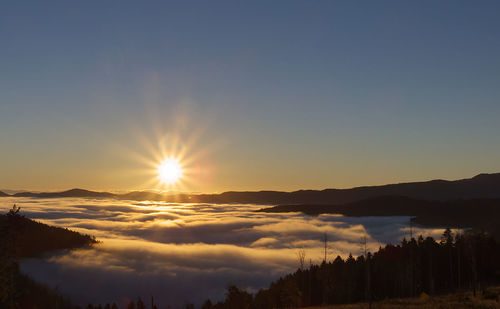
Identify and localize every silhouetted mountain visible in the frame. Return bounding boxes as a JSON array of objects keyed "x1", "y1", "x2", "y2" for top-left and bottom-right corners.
[
  {"x1": 216, "y1": 173, "x2": 500, "y2": 204},
  {"x1": 162, "y1": 172, "x2": 500, "y2": 204},
  {"x1": 258, "y1": 196, "x2": 434, "y2": 216},
  {"x1": 411, "y1": 198, "x2": 500, "y2": 230},
  {"x1": 13, "y1": 188, "x2": 115, "y2": 198},
  {"x1": 4, "y1": 173, "x2": 500, "y2": 204},
  {"x1": 118, "y1": 191, "x2": 166, "y2": 201},
  {"x1": 0, "y1": 190, "x2": 8, "y2": 196},
  {"x1": 259, "y1": 196, "x2": 500, "y2": 231}
]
